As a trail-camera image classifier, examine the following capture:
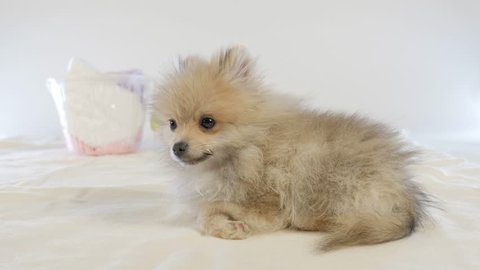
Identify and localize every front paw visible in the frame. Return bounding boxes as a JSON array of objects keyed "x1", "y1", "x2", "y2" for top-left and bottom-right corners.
[{"x1": 203, "y1": 219, "x2": 251, "y2": 240}]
